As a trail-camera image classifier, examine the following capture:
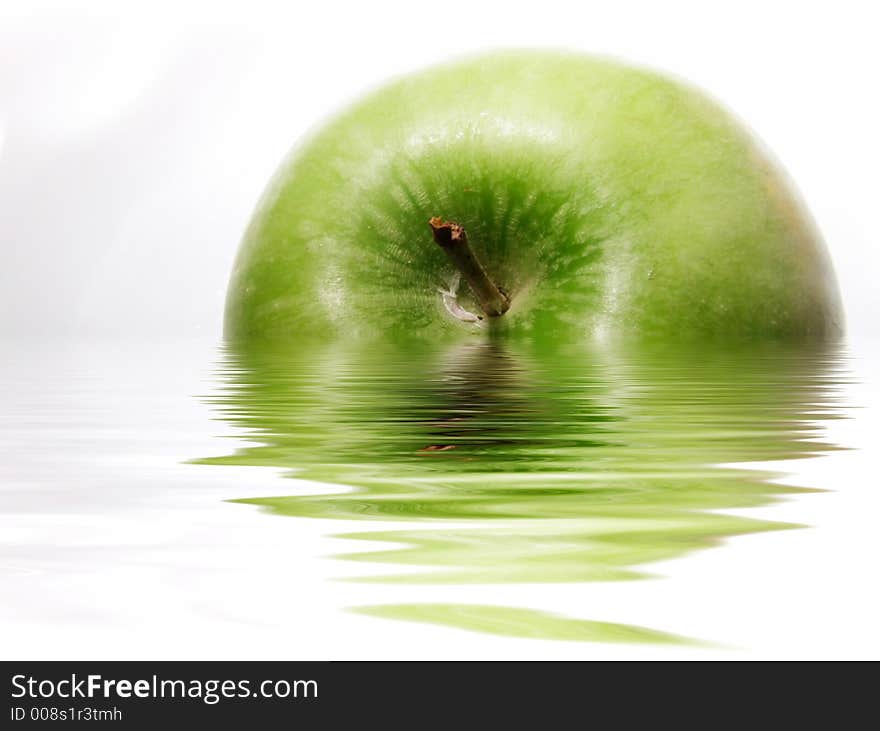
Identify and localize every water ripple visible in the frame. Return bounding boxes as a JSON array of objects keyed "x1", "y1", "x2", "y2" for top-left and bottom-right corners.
[{"x1": 196, "y1": 338, "x2": 849, "y2": 643}]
